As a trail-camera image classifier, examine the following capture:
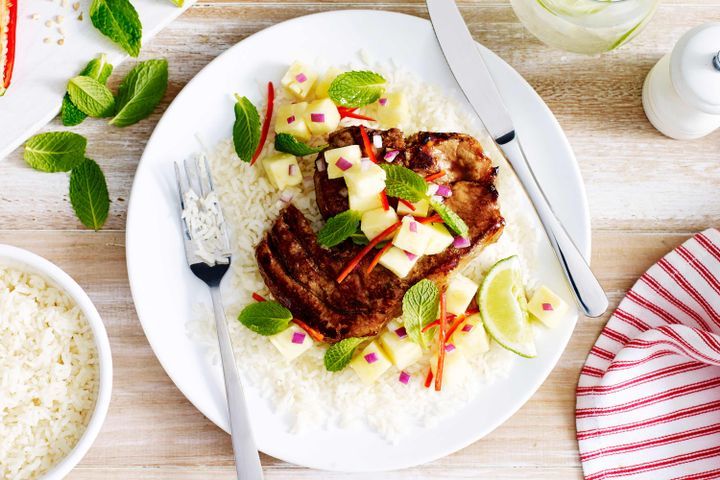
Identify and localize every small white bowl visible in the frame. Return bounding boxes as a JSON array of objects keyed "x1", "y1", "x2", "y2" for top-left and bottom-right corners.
[{"x1": 0, "y1": 244, "x2": 113, "y2": 480}]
